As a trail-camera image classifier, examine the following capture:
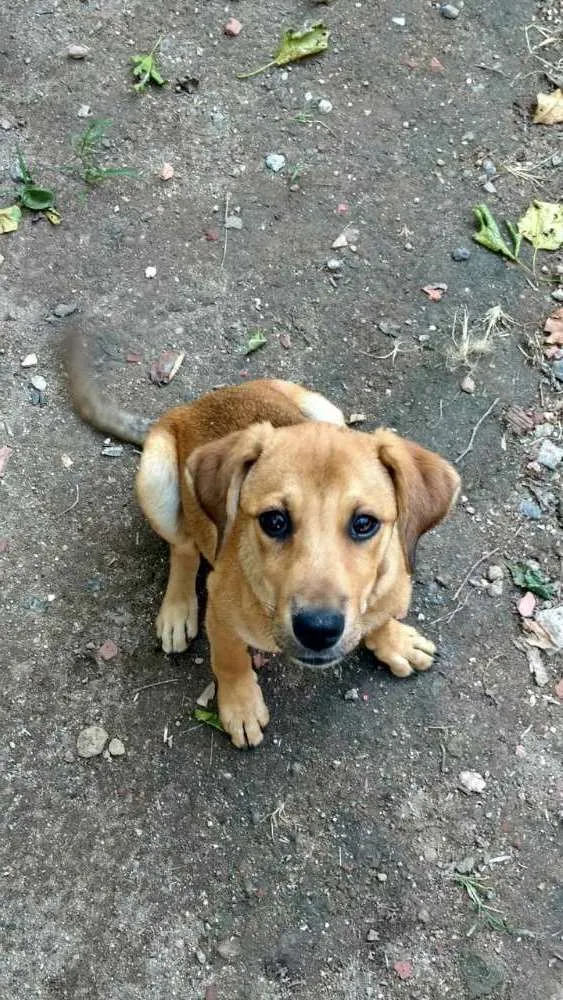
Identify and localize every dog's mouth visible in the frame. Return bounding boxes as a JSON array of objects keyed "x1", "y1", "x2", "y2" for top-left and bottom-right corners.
[{"x1": 290, "y1": 651, "x2": 344, "y2": 669}]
